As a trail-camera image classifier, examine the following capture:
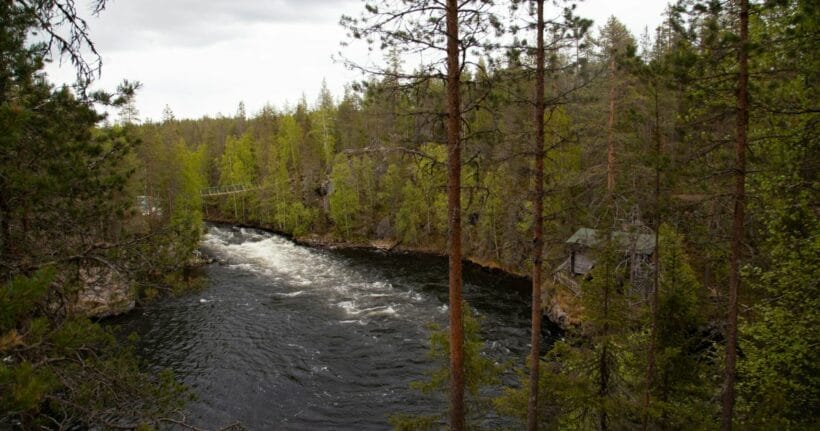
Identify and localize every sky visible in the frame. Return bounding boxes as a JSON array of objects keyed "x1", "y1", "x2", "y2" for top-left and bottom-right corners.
[{"x1": 45, "y1": 0, "x2": 670, "y2": 122}]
